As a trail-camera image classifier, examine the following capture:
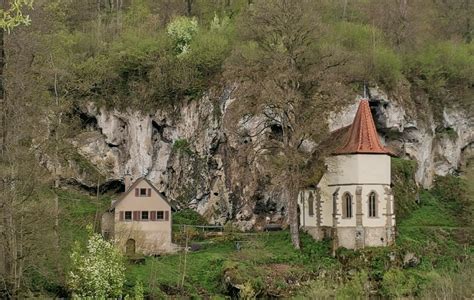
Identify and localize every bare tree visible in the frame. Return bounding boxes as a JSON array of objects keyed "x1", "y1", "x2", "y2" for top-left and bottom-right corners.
[{"x1": 225, "y1": 0, "x2": 348, "y2": 249}]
